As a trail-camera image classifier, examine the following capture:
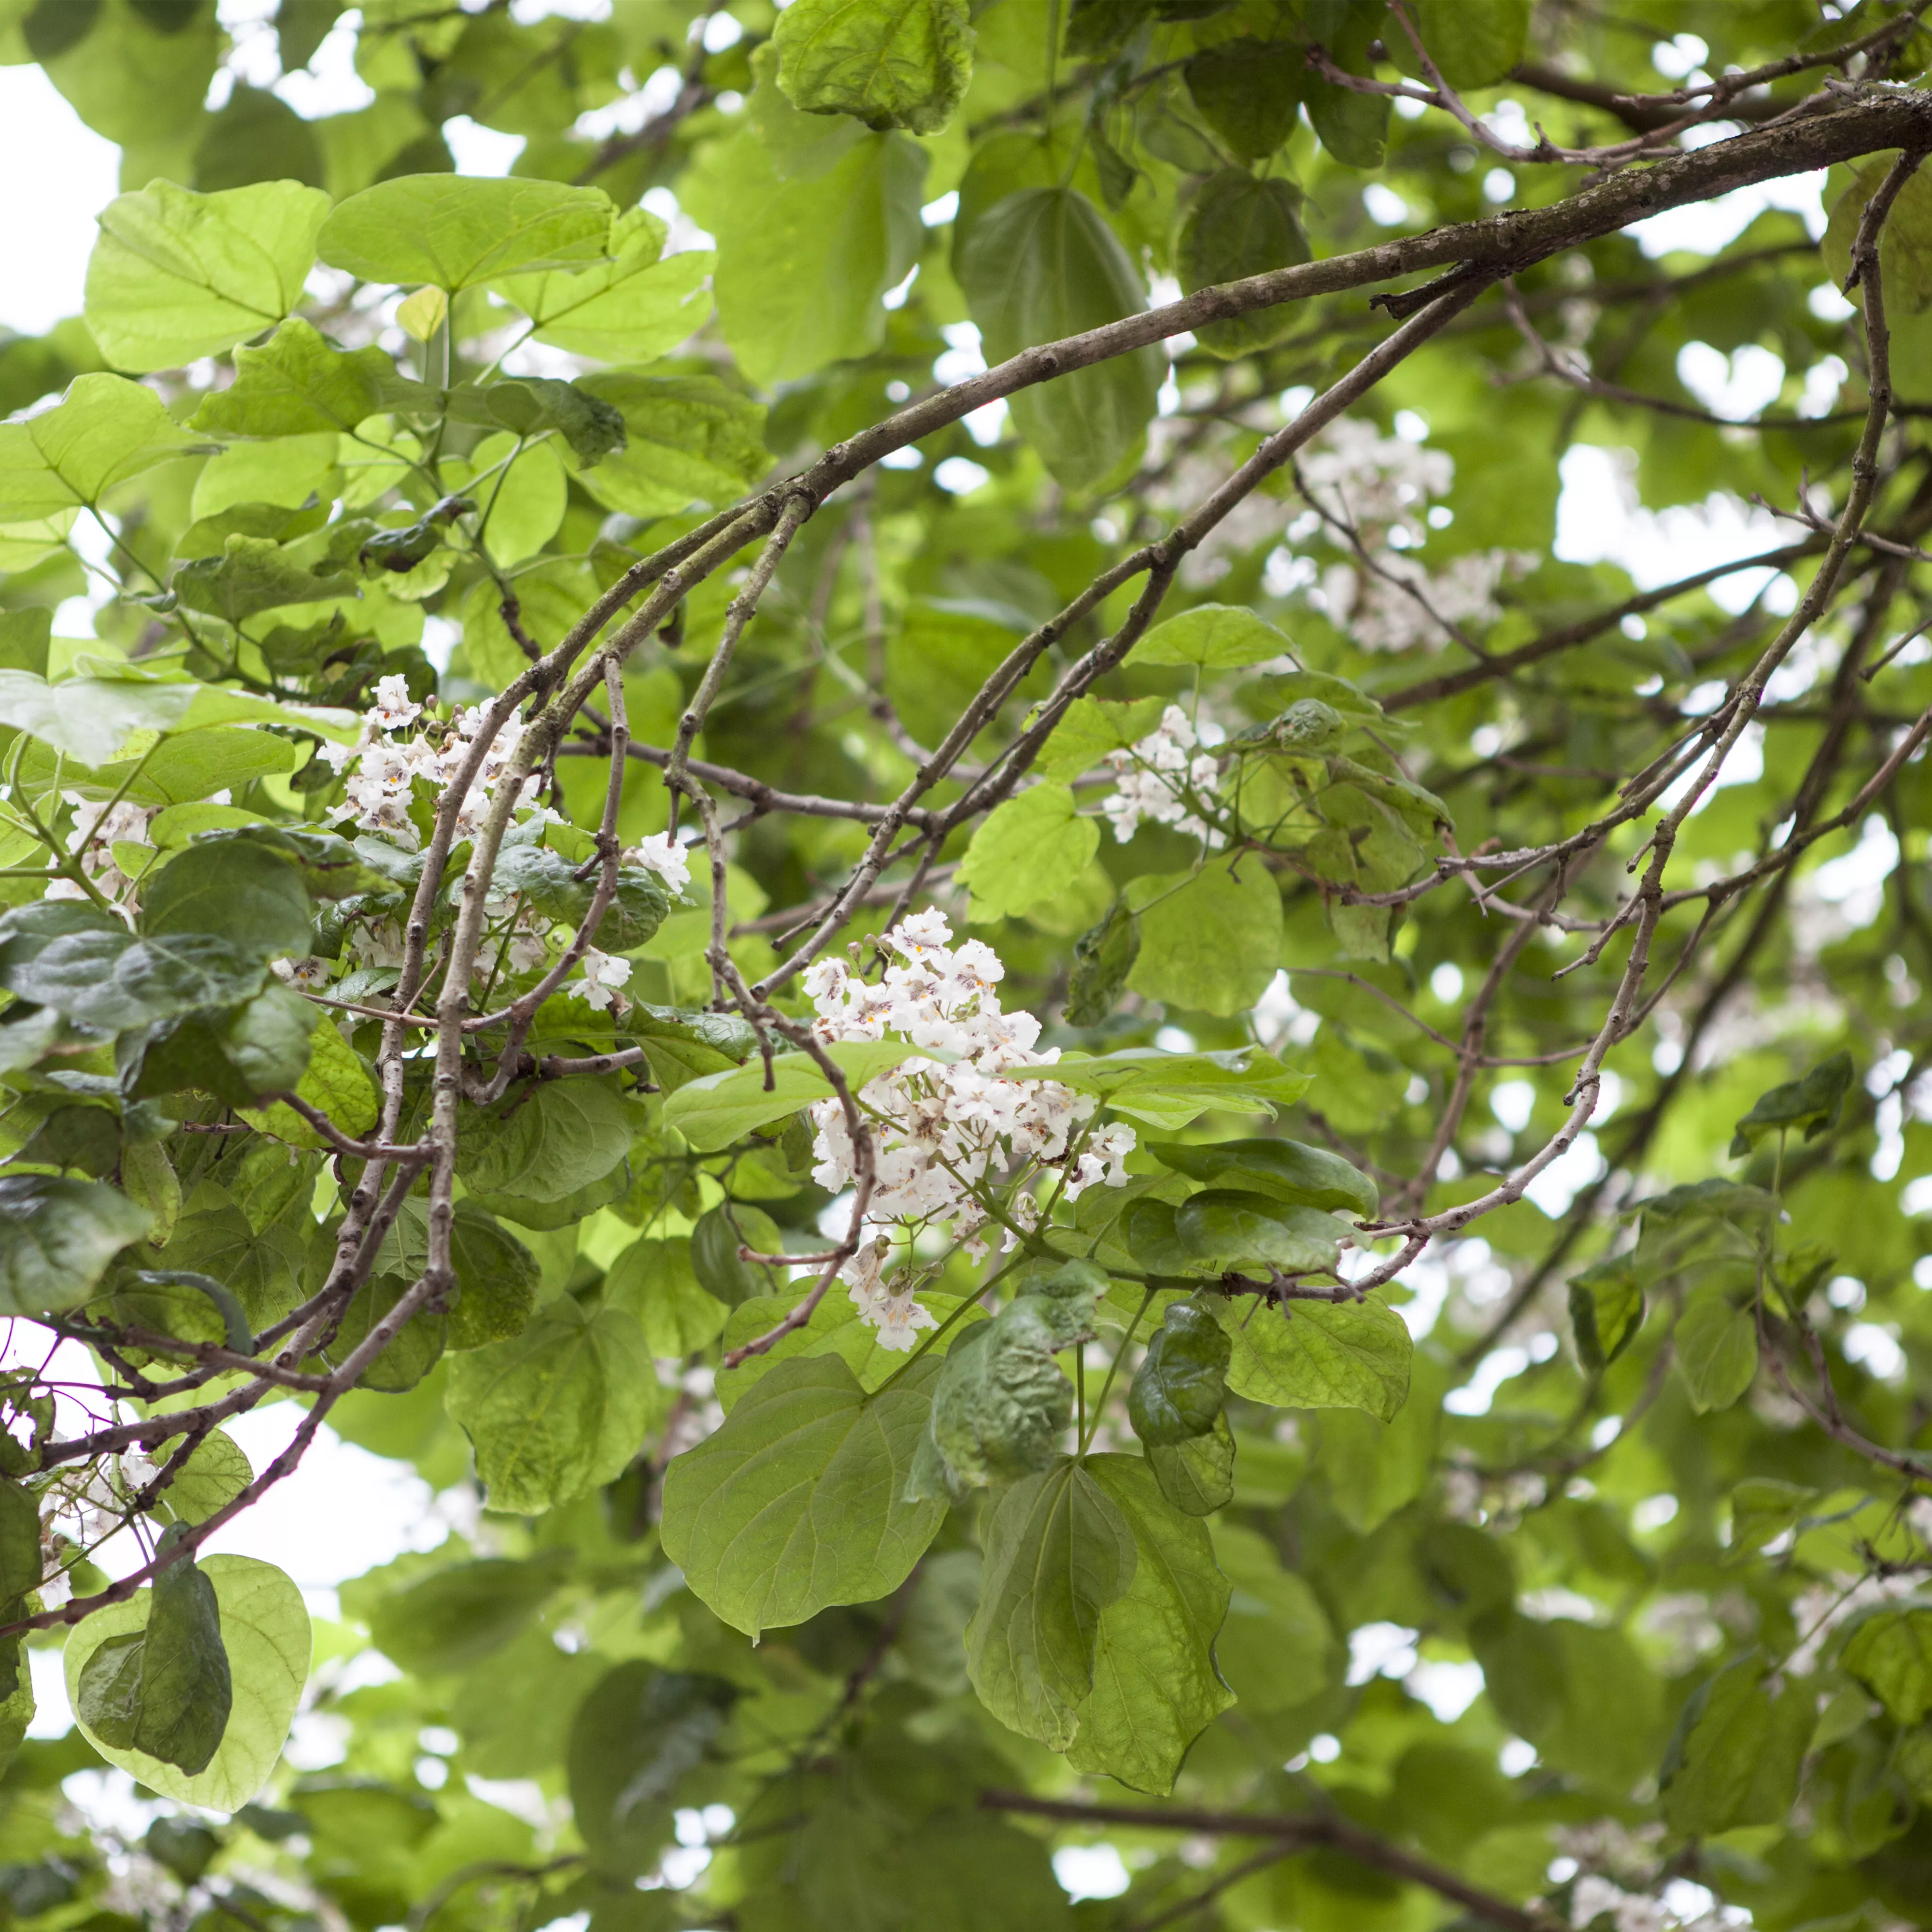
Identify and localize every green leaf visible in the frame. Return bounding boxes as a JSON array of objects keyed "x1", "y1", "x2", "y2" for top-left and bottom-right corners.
[
  {"x1": 1567, "y1": 1253, "x2": 1645, "y2": 1372},
  {"x1": 957, "y1": 784, "x2": 1099, "y2": 921},
  {"x1": 663, "y1": 1040, "x2": 930, "y2": 1151},
  {"x1": 321, "y1": 1270, "x2": 446, "y2": 1392},
  {"x1": 1065, "y1": 896, "x2": 1140, "y2": 1028},
  {"x1": 190, "y1": 318, "x2": 410, "y2": 439},
  {"x1": 1147, "y1": 1136, "x2": 1377, "y2": 1218},
  {"x1": 1147, "y1": 1413, "x2": 1236, "y2": 1515},
  {"x1": 65, "y1": 1554, "x2": 309, "y2": 1810},
  {"x1": 368, "y1": 1555, "x2": 569, "y2": 1675},
  {"x1": 76, "y1": 1533, "x2": 231, "y2": 1775},
  {"x1": 568, "y1": 1663, "x2": 737, "y2": 1879},
  {"x1": 0, "y1": 1175, "x2": 149, "y2": 1317},
  {"x1": 963, "y1": 1457, "x2": 1136, "y2": 1750},
  {"x1": 142, "y1": 838, "x2": 316, "y2": 961},
  {"x1": 659, "y1": 1353, "x2": 946, "y2": 1637},
  {"x1": 444, "y1": 379, "x2": 628, "y2": 469},
  {"x1": 1127, "y1": 860, "x2": 1284, "y2": 1018},
  {"x1": 1065, "y1": 1454, "x2": 1231, "y2": 1793},
  {"x1": 1211, "y1": 1520, "x2": 1338, "y2": 1710},
  {"x1": 445, "y1": 1298, "x2": 656, "y2": 1515},
  {"x1": 957, "y1": 186, "x2": 1162, "y2": 489},
  {"x1": 0, "y1": 374, "x2": 205, "y2": 521},
  {"x1": 714, "y1": 1283, "x2": 983, "y2": 1410},
  {"x1": 239, "y1": 1017, "x2": 380, "y2": 1151},
  {"x1": 160, "y1": 1430, "x2": 253, "y2": 1527},
  {"x1": 571, "y1": 373, "x2": 771, "y2": 517},
  {"x1": 1136, "y1": 604, "x2": 1291, "y2": 670},
  {"x1": 1033, "y1": 695, "x2": 1165, "y2": 780},
  {"x1": 1178, "y1": 171, "x2": 1311, "y2": 359},
  {"x1": 773, "y1": 0, "x2": 974, "y2": 135},
  {"x1": 317, "y1": 174, "x2": 616, "y2": 292},
  {"x1": 446, "y1": 1205, "x2": 540, "y2": 1350},
  {"x1": 1184, "y1": 39, "x2": 1305, "y2": 160},
  {"x1": 455, "y1": 1079, "x2": 636, "y2": 1204},
  {"x1": 605, "y1": 1236, "x2": 729, "y2": 1359},
  {"x1": 1412, "y1": 0, "x2": 1529, "y2": 87},
  {"x1": 84, "y1": 179, "x2": 330, "y2": 372},
  {"x1": 1176, "y1": 1190, "x2": 1342, "y2": 1275},
  {"x1": 1842, "y1": 1607, "x2": 1932, "y2": 1723},
  {"x1": 1128, "y1": 1301, "x2": 1230, "y2": 1444},
  {"x1": 1675, "y1": 1293, "x2": 1758, "y2": 1413},
  {"x1": 496, "y1": 207, "x2": 713, "y2": 364},
  {"x1": 1214, "y1": 1292, "x2": 1411, "y2": 1420},
  {"x1": 1730, "y1": 1051, "x2": 1854, "y2": 1156},
  {"x1": 1009, "y1": 1045, "x2": 1308, "y2": 1126},
  {"x1": 1660, "y1": 1653, "x2": 1815, "y2": 1834},
  {"x1": 1728, "y1": 1477, "x2": 1819, "y2": 1558},
  {"x1": 172, "y1": 533, "x2": 345, "y2": 625}
]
